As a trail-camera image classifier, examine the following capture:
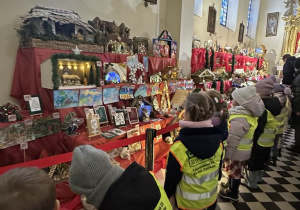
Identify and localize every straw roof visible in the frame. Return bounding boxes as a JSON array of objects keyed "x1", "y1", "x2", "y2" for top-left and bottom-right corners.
[{"x1": 21, "y1": 5, "x2": 96, "y2": 33}]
